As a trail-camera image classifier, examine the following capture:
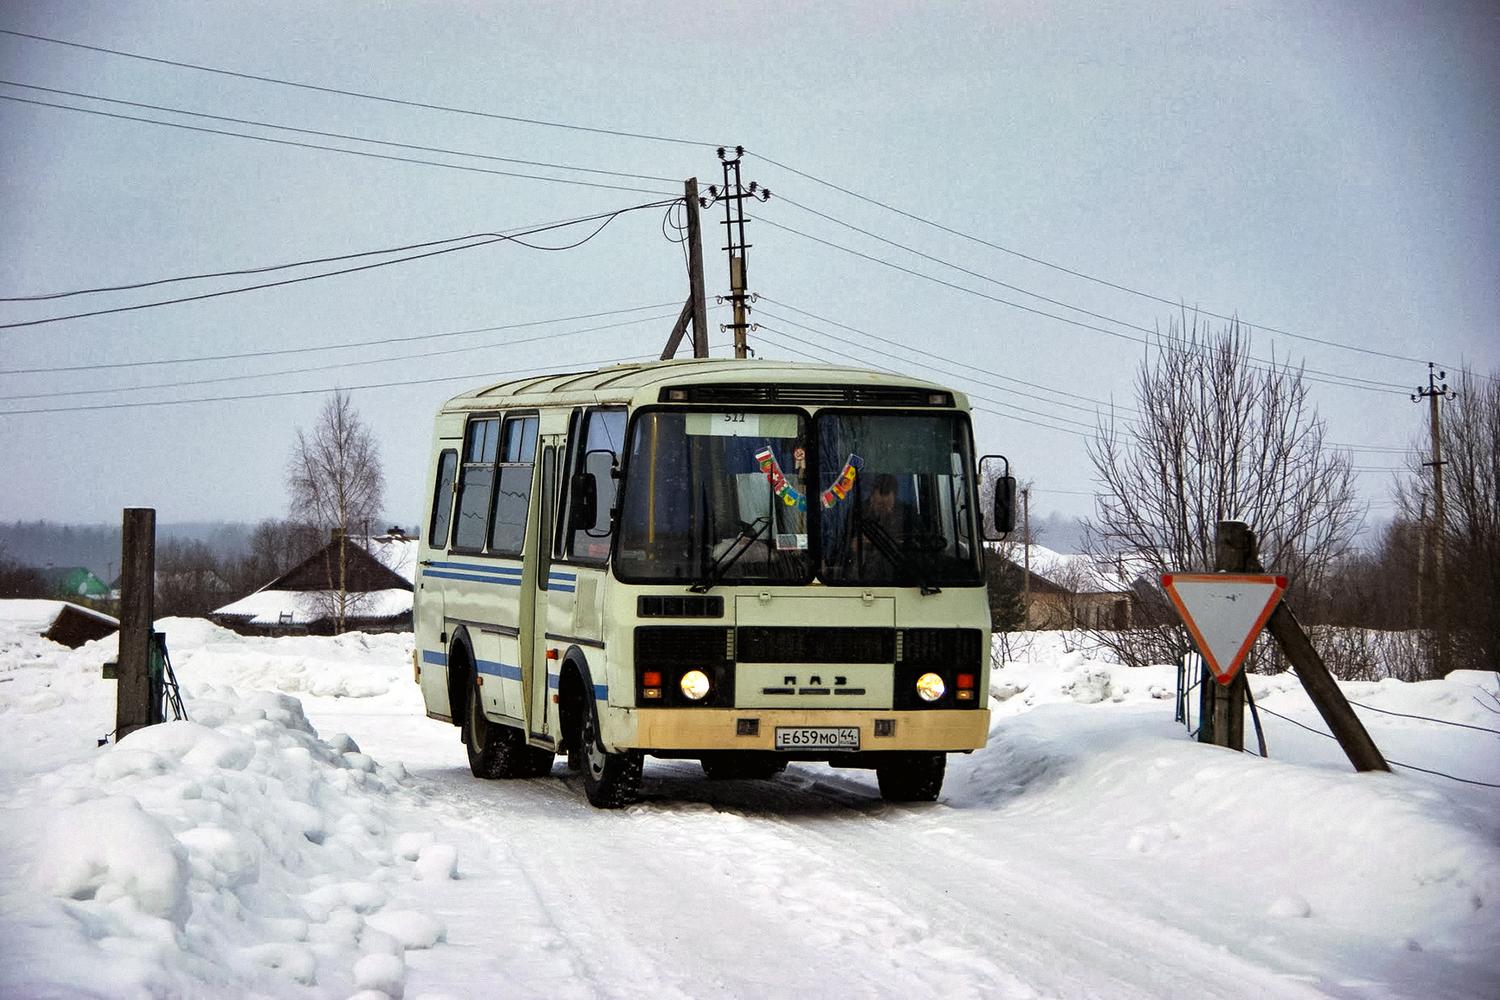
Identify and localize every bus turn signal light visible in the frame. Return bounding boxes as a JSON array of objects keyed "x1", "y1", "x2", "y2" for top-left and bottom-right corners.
[{"x1": 642, "y1": 671, "x2": 662, "y2": 687}]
